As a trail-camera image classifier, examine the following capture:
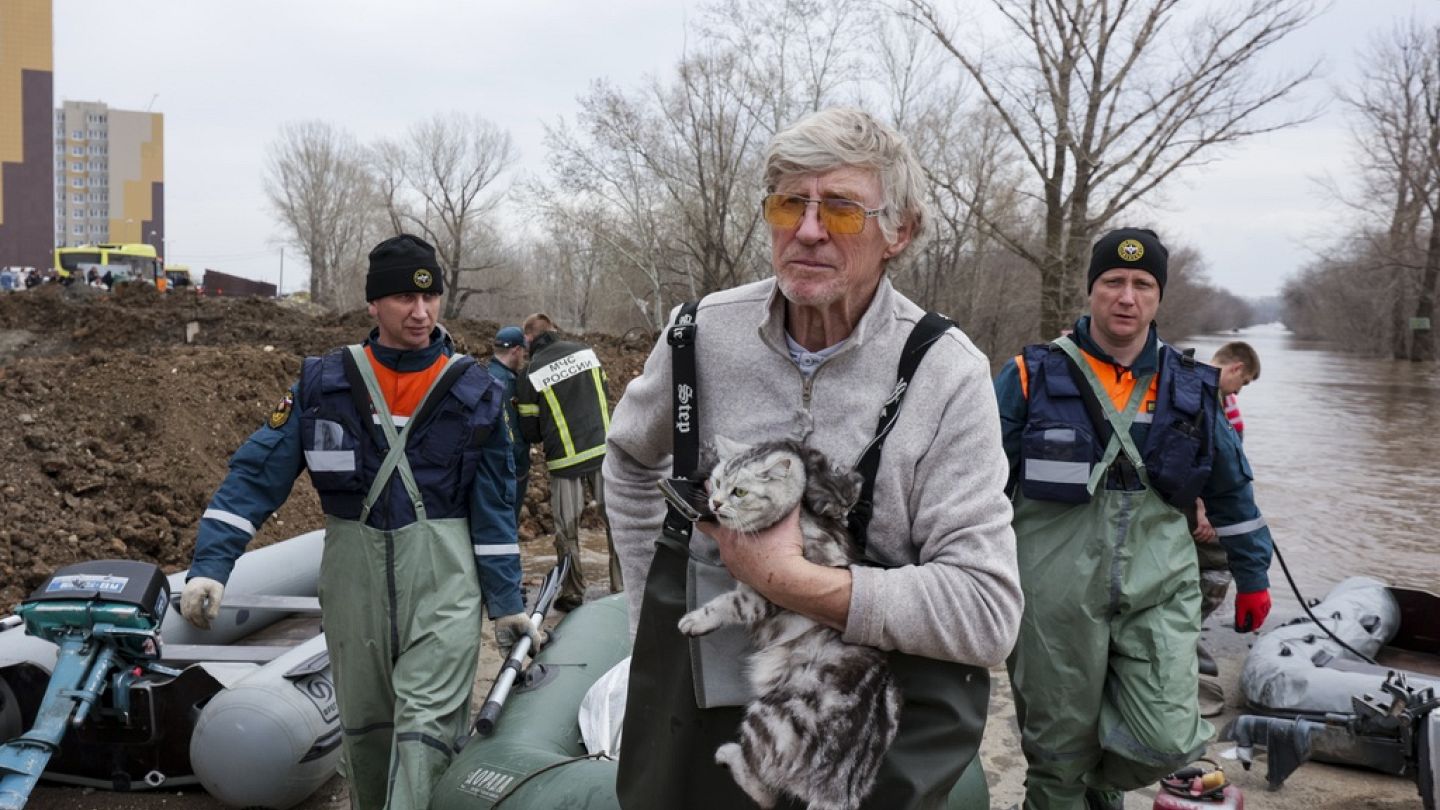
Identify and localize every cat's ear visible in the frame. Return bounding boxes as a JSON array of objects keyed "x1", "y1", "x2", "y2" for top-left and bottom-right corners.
[
  {"x1": 759, "y1": 456, "x2": 793, "y2": 480},
  {"x1": 711, "y1": 434, "x2": 748, "y2": 460},
  {"x1": 802, "y1": 447, "x2": 861, "y2": 519}
]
